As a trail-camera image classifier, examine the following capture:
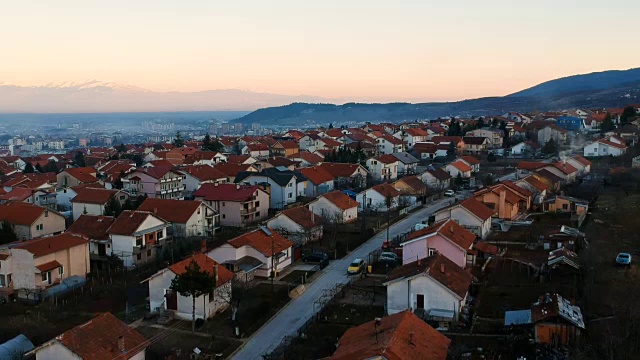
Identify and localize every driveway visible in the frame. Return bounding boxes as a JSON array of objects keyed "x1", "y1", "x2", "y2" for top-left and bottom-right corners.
[{"x1": 232, "y1": 196, "x2": 459, "y2": 360}]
